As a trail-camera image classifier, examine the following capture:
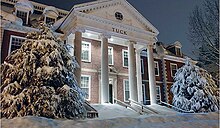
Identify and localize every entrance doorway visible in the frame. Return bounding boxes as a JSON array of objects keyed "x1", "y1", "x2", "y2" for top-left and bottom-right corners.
[{"x1": 109, "y1": 84, "x2": 113, "y2": 103}]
